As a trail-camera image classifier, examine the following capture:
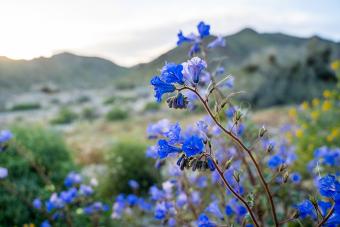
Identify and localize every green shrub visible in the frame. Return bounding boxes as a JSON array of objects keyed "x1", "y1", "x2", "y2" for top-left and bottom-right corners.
[
  {"x1": 106, "y1": 108, "x2": 128, "y2": 121},
  {"x1": 0, "y1": 125, "x2": 75, "y2": 226},
  {"x1": 99, "y1": 140, "x2": 161, "y2": 197},
  {"x1": 103, "y1": 96, "x2": 116, "y2": 105},
  {"x1": 81, "y1": 107, "x2": 98, "y2": 121},
  {"x1": 9, "y1": 102, "x2": 41, "y2": 111},
  {"x1": 50, "y1": 107, "x2": 78, "y2": 124},
  {"x1": 143, "y1": 102, "x2": 161, "y2": 112}
]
